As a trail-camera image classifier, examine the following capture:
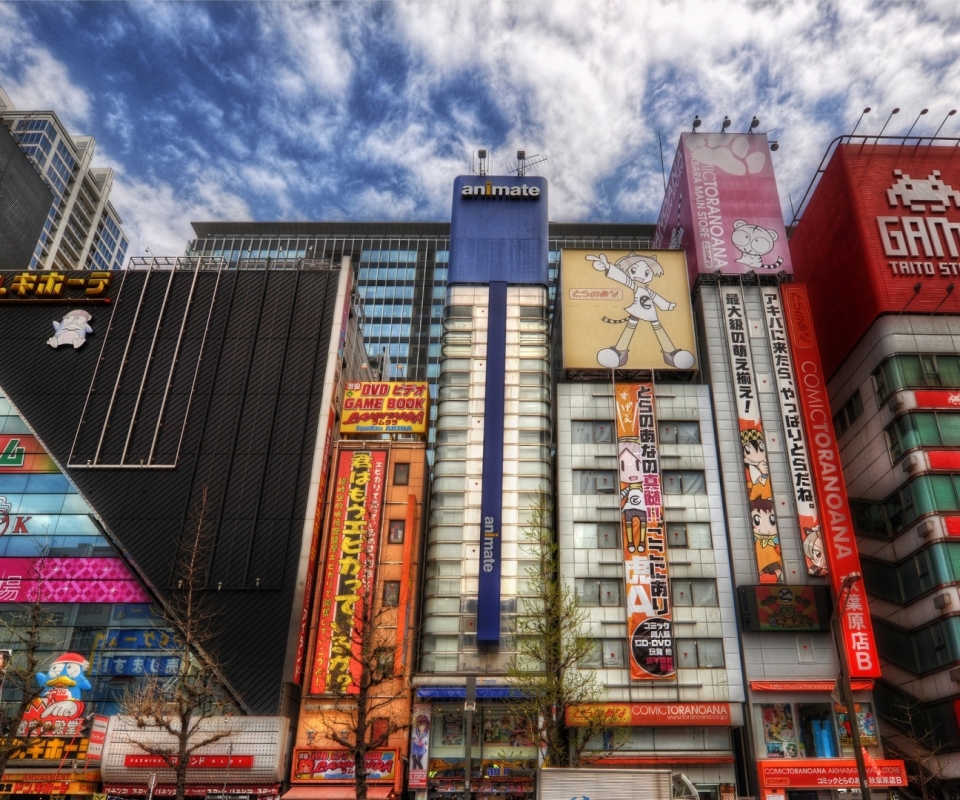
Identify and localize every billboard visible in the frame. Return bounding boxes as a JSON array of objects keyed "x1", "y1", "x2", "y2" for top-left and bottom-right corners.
[
  {"x1": 655, "y1": 132, "x2": 792, "y2": 285},
  {"x1": 561, "y1": 249, "x2": 696, "y2": 371},
  {"x1": 340, "y1": 381, "x2": 429, "y2": 434},
  {"x1": 791, "y1": 144, "x2": 960, "y2": 376},
  {"x1": 615, "y1": 383, "x2": 674, "y2": 679},
  {"x1": 310, "y1": 449, "x2": 387, "y2": 694},
  {"x1": 720, "y1": 286, "x2": 784, "y2": 584},
  {"x1": 781, "y1": 283, "x2": 881, "y2": 679}
]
